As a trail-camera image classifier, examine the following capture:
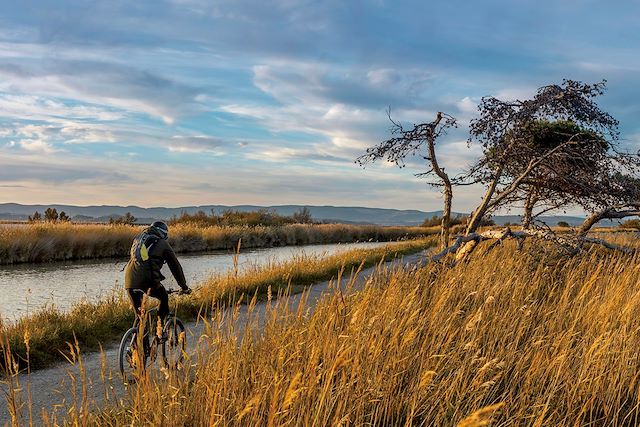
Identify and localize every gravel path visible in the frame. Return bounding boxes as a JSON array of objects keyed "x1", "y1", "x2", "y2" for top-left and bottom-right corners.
[{"x1": 0, "y1": 251, "x2": 425, "y2": 426}]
